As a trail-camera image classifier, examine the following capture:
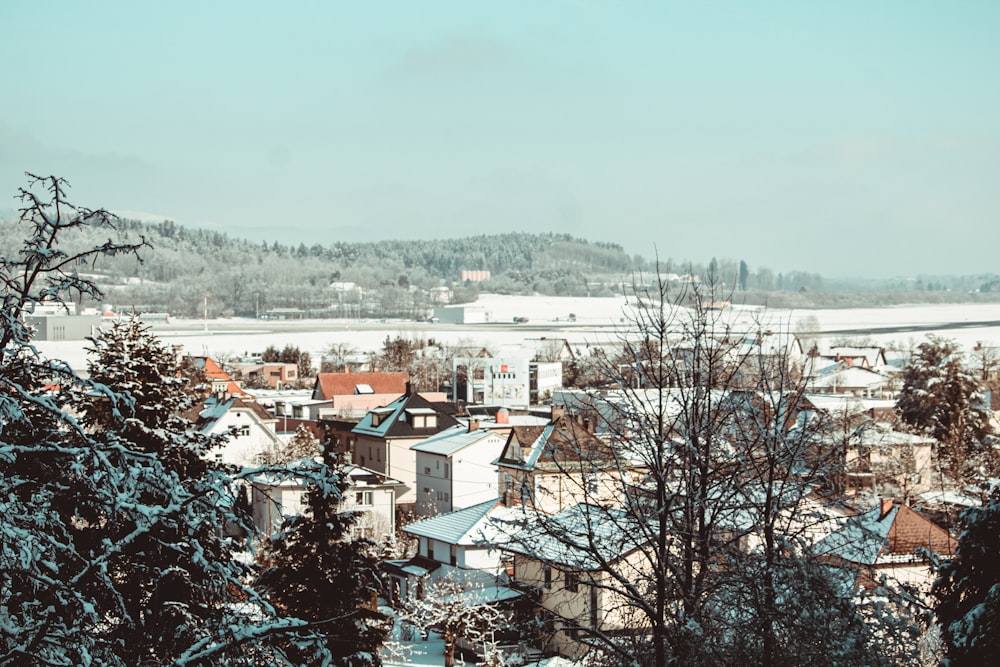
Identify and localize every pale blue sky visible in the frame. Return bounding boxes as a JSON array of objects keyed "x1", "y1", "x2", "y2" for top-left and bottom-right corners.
[{"x1": 2, "y1": 1, "x2": 998, "y2": 278}]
